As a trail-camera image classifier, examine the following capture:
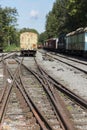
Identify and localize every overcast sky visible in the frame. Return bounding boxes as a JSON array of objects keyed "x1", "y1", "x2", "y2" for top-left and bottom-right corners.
[{"x1": 0, "y1": 0, "x2": 55, "y2": 33}]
